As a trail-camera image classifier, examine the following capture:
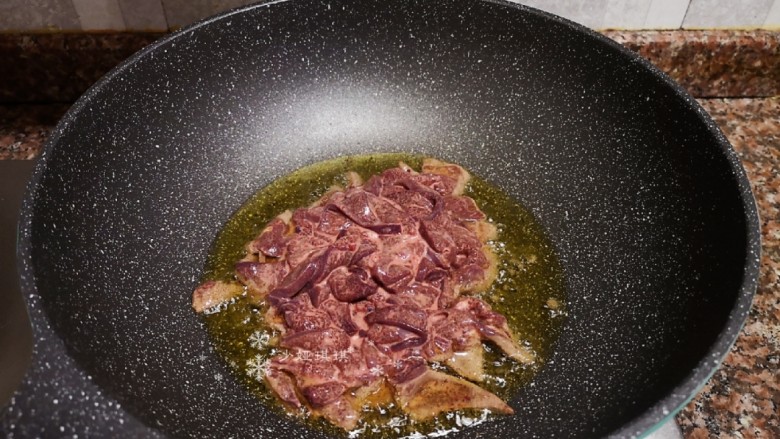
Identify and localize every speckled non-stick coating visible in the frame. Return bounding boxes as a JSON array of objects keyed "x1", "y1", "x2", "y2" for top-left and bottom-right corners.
[{"x1": 15, "y1": 0, "x2": 760, "y2": 437}]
